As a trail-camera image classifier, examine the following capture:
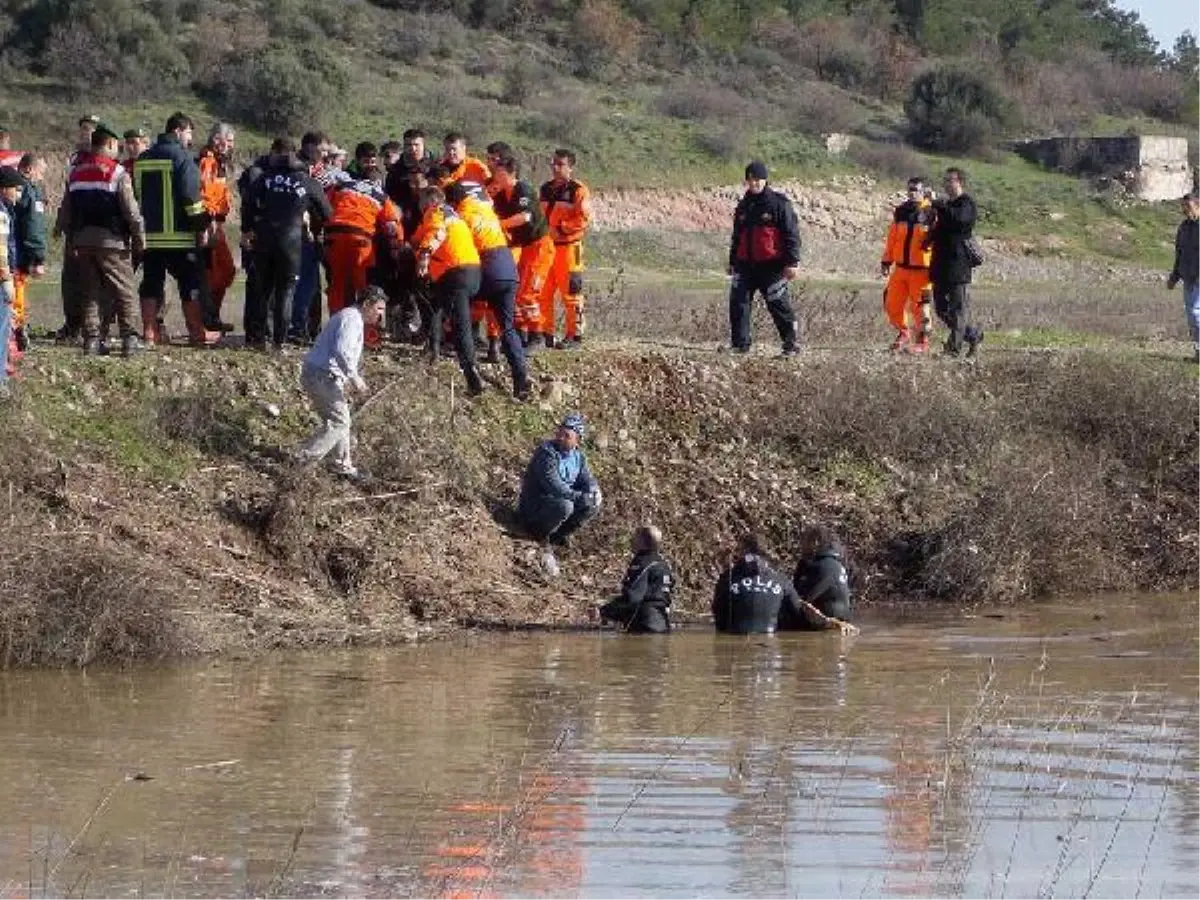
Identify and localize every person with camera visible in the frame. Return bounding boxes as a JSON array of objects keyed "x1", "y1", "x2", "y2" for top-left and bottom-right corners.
[{"x1": 927, "y1": 167, "x2": 982, "y2": 357}]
